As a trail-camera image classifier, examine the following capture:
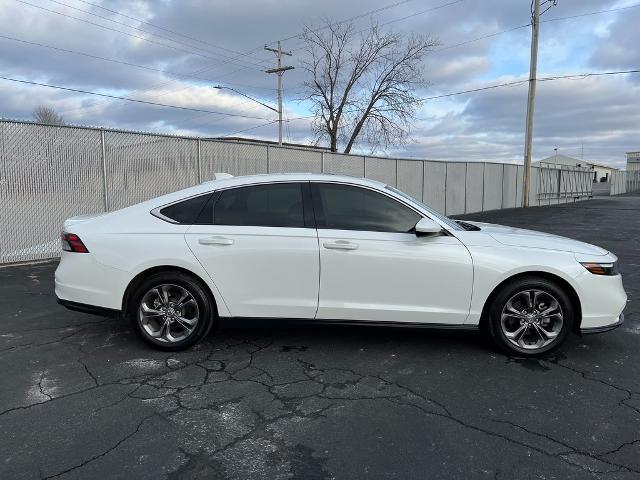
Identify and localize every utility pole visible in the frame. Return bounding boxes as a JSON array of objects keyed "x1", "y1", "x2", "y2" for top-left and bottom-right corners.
[
  {"x1": 522, "y1": 0, "x2": 540, "y2": 208},
  {"x1": 265, "y1": 41, "x2": 294, "y2": 145},
  {"x1": 522, "y1": 0, "x2": 557, "y2": 207}
]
